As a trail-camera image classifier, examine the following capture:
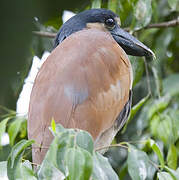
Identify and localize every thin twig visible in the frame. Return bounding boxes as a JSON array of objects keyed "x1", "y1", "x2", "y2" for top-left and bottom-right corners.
[
  {"x1": 30, "y1": 162, "x2": 40, "y2": 166},
  {"x1": 22, "y1": 158, "x2": 40, "y2": 166},
  {"x1": 26, "y1": 142, "x2": 49, "y2": 150},
  {"x1": 32, "y1": 18, "x2": 179, "y2": 38},
  {"x1": 144, "y1": 58, "x2": 152, "y2": 96},
  {"x1": 146, "y1": 17, "x2": 179, "y2": 29},
  {"x1": 121, "y1": 140, "x2": 147, "y2": 145},
  {"x1": 124, "y1": 17, "x2": 179, "y2": 31},
  {"x1": 95, "y1": 143, "x2": 128, "y2": 151},
  {"x1": 32, "y1": 31, "x2": 56, "y2": 38},
  {"x1": 31, "y1": 146, "x2": 49, "y2": 149},
  {"x1": 0, "y1": 105, "x2": 16, "y2": 114},
  {"x1": 148, "y1": 159, "x2": 160, "y2": 171}
]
